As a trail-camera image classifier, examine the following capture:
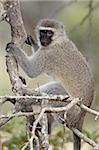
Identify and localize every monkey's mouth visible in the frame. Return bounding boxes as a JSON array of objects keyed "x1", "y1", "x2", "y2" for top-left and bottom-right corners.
[
  {"x1": 41, "y1": 40, "x2": 50, "y2": 46},
  {"x1": 41, "y1": 41, "x2": 48, "y2": 46},
  {"x1": 40, "y1": 38, "x2": 51, "y2": 47}
]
